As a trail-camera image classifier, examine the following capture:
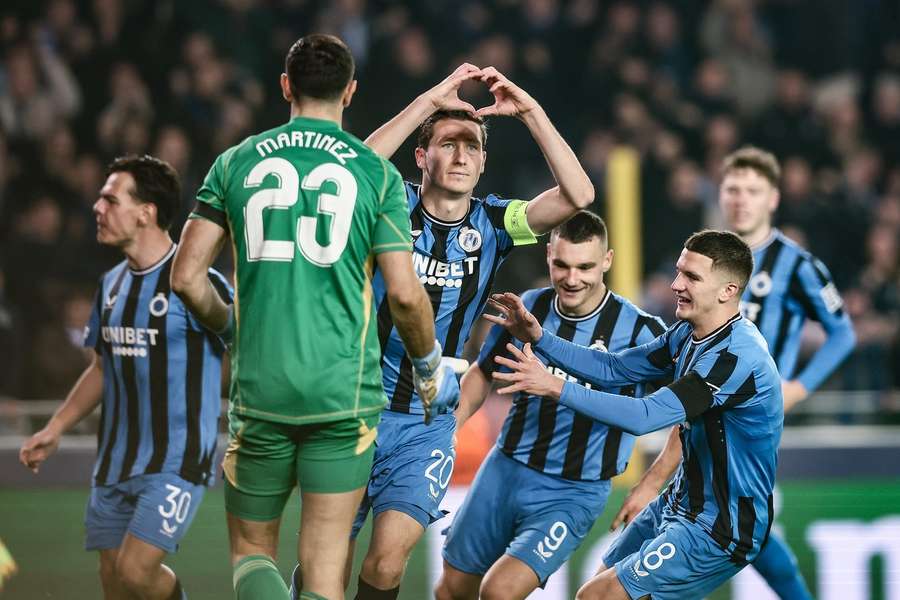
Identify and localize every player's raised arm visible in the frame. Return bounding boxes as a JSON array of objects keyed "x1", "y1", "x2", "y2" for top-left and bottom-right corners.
[
  {"x1": 19, "y1": 352, "x2": 103, "y2": 473},
  {"x1": 365, "y1": 64, "x2": 482, "y2": 158},
  {"x1": 493, "y1": 343, "x2": 707, "y2": 436},
  {"x1": 485, "y1": 291, "x2": 672, "y2": 387},
  {"x1": 474, "y1": 67, "x2": 594, "y2": 234},
  {"x1": 171, "y1": 217, "x2": 232, "y2": 336}
]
